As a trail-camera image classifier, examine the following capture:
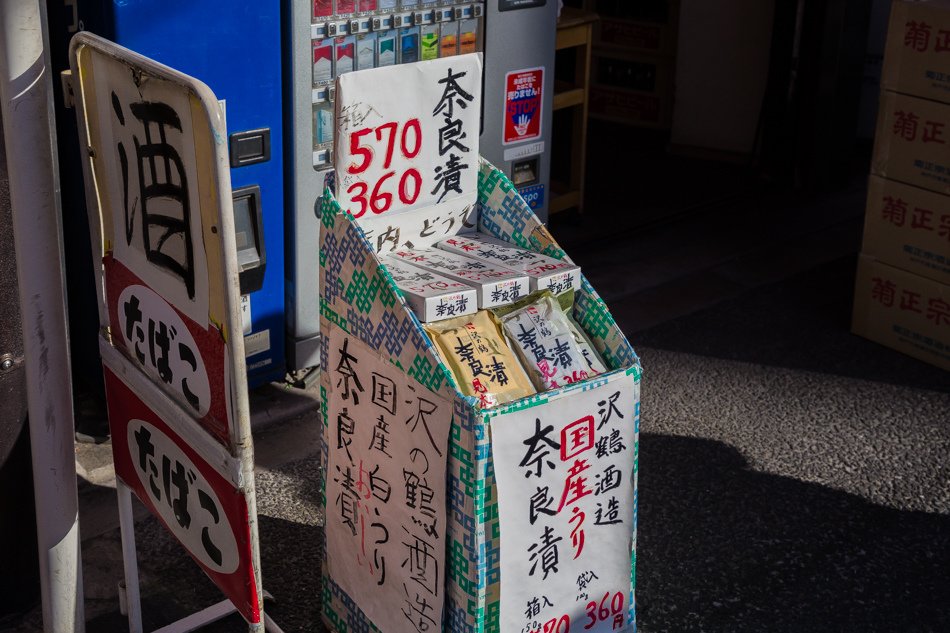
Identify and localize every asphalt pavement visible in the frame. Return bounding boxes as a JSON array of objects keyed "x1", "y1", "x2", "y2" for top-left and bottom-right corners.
[{"x1": 2, "y1": 161, "x2": 949, "y2": 631}]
